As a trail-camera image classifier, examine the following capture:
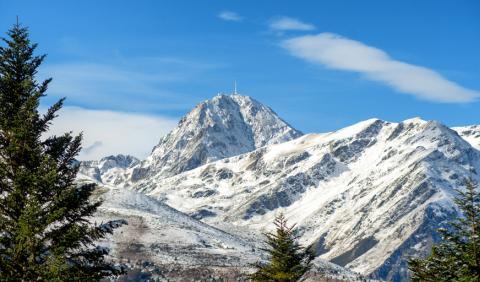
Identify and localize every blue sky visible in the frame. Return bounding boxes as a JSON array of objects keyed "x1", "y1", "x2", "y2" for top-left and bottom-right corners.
[{"x1": 1, "y1": 1, "x2": 479, "y2": 159}]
